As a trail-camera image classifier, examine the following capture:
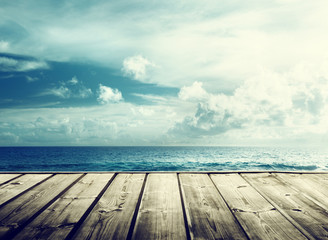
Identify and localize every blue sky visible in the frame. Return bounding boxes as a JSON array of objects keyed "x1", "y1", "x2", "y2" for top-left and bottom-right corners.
[{"x1": 1, "y1": 0, "x2": 328, "y2": 146}]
